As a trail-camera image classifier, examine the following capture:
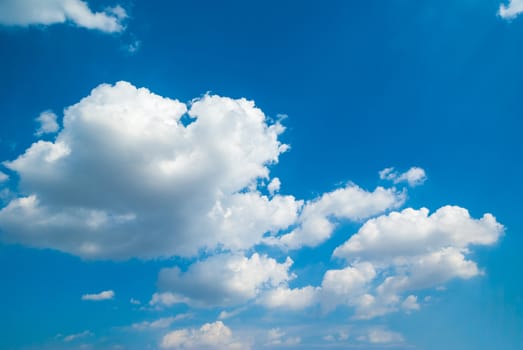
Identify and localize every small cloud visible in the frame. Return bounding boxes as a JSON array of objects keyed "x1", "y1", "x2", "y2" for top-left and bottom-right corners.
[
  {"x1": 35, "y1": 111, "x2": 59, "y2": 136},
  {"x1": 81, "y1": 290, "x2": 114, "y2": 301},
  {"x1": 358, "y1": 328, "x2": 404, "y2": 344},
  {"x1": 499, "y1": 0, "x2": 523, "y2": 19},
  {"x1": 379, "y1": 166, "x2": 427, "y2": 187},
  {"x1": 267, "y1": 177, "x2": 281, "y2": 196},
  {"x1": 266, "y1": 328, "x2": 301, "y2": 346},
  {"x1": 62, "y1": 330, "x2": 93, "y2": 342},
  {"x1": 131, "y1": 315, "x2": 190, "y2": 331},
  {"x1": 130, "y1": 298, "x2": 141, "y2": 305},
  {"x1": 126, "y1": 40, "x2": 141, "y2": 54},
  {"x1": 0, "y1": 171, "x2": 8, "y2": 182}
]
